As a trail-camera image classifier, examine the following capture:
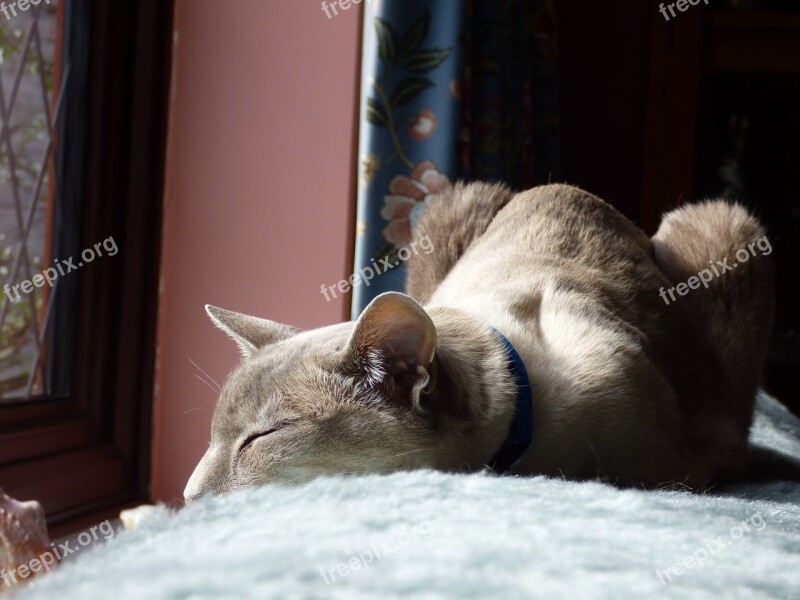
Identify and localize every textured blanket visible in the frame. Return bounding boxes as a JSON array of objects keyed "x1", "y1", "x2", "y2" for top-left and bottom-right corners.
[{"x1": 16, "y1": 393, "x2": 800, "y2": 599}]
